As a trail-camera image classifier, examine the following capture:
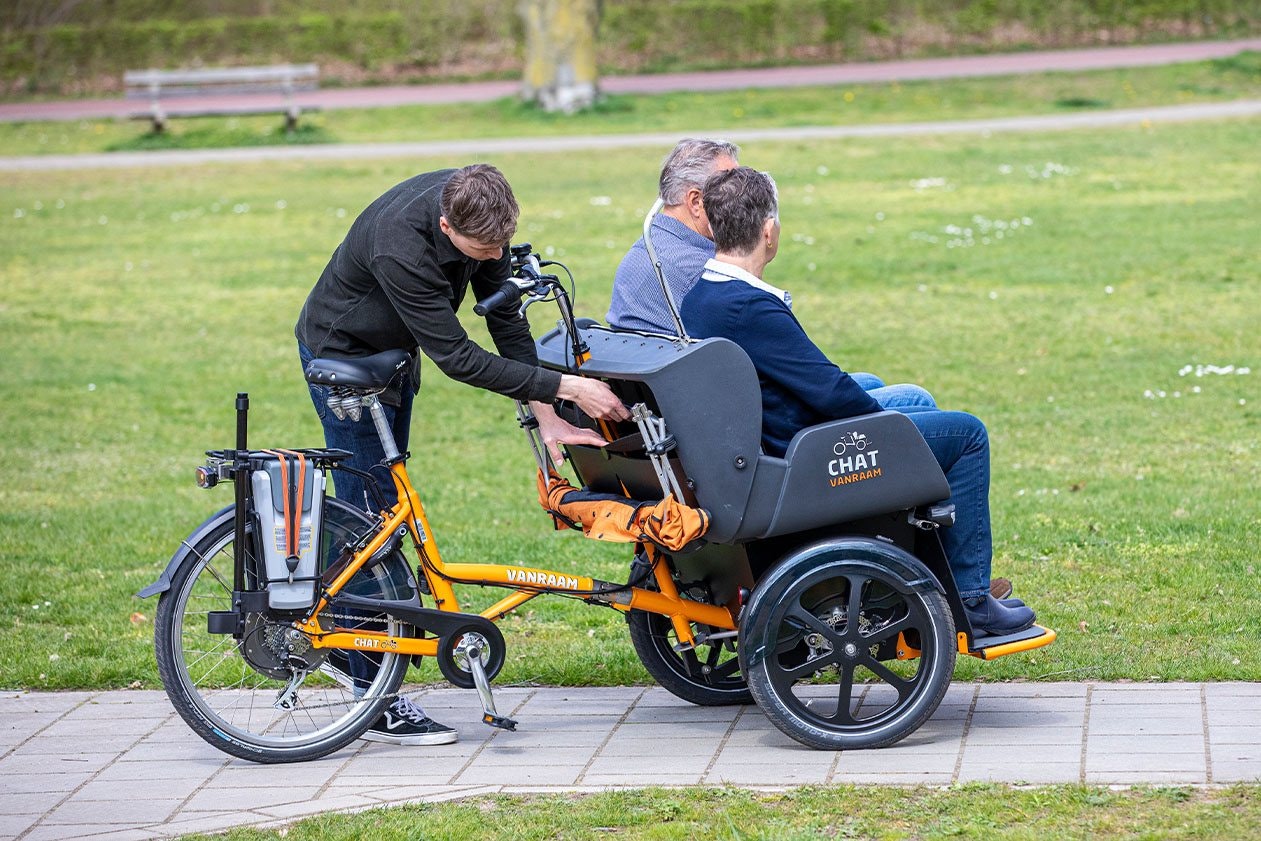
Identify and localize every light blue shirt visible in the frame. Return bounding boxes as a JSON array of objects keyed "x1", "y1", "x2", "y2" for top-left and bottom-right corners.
[{"x1": 607, "y1": 215, "x2": 714, "y2": 334}]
